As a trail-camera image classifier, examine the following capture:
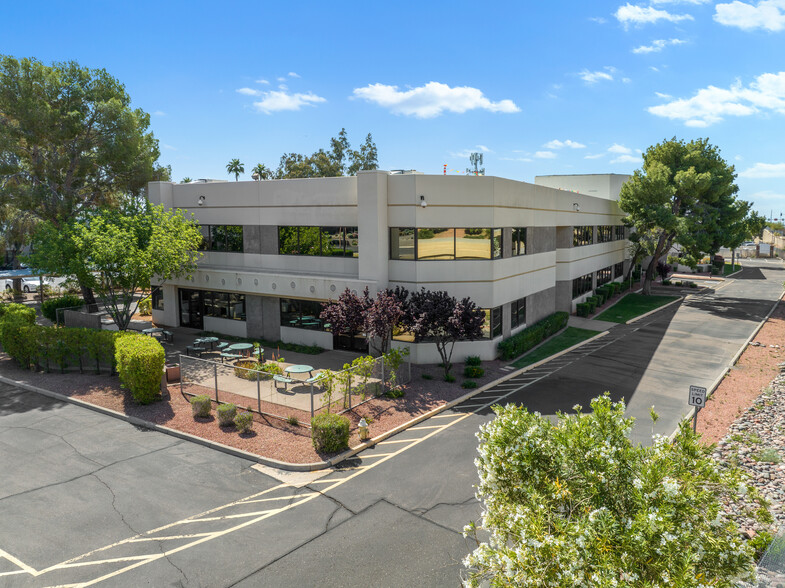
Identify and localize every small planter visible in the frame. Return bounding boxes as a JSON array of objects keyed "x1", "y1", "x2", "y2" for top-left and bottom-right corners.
[{"x1": 165, "y1": 363, "x2": 180, "y2": 383}]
